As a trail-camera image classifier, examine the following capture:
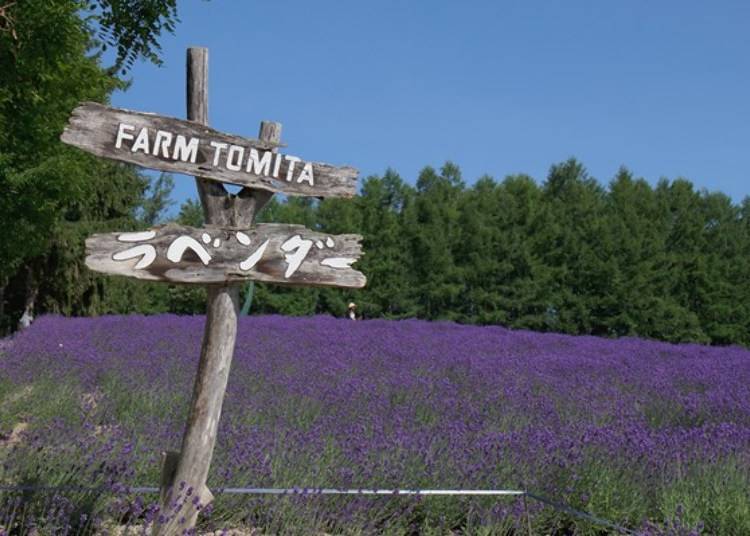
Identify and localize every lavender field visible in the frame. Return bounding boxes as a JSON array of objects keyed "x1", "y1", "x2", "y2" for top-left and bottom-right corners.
[{"x1": 1, "y1": 315, "x2": 749, "y2": 534}]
